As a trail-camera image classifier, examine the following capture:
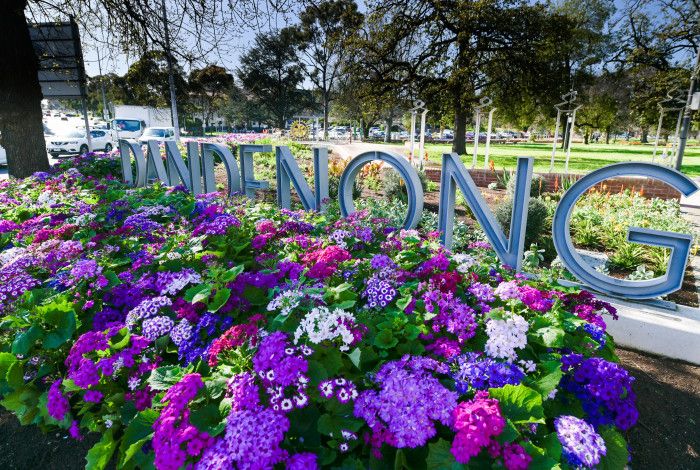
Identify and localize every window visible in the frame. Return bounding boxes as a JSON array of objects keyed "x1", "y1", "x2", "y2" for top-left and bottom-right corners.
[
  {"x1": 113, "y1": 119, "x2": 141, "y2": 132},
  {"x1": 143, "y1": 129, "x2": 167, "y2": 137}
]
